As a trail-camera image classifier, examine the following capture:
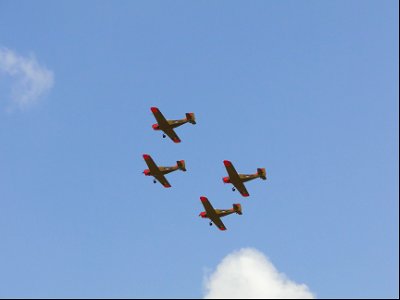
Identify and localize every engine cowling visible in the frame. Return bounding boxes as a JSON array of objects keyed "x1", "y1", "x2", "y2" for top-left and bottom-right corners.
[
  {"x1": 143, "y1": 169, "x2": 151, "y2": 176},
  {"x1": 152, "y1": 123, "x2": 160, "y2": 130},
  {"x1": 199, "y1": 212, "x2": 207, "y2": 218},
  {"x1": 222, "y1": 177, "x2": 230, "y2": 183}
]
